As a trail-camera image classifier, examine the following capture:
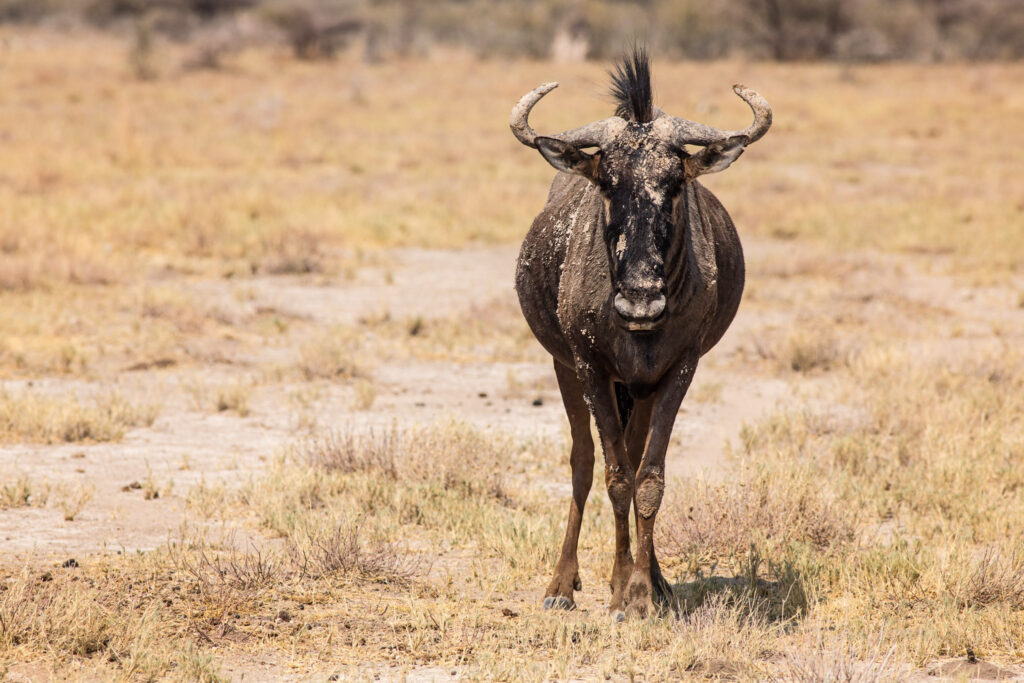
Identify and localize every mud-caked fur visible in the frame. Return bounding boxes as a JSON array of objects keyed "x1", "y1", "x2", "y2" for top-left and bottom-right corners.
[{"x1": 511, "y1": 49, "x2": 771, "y2": 619}]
